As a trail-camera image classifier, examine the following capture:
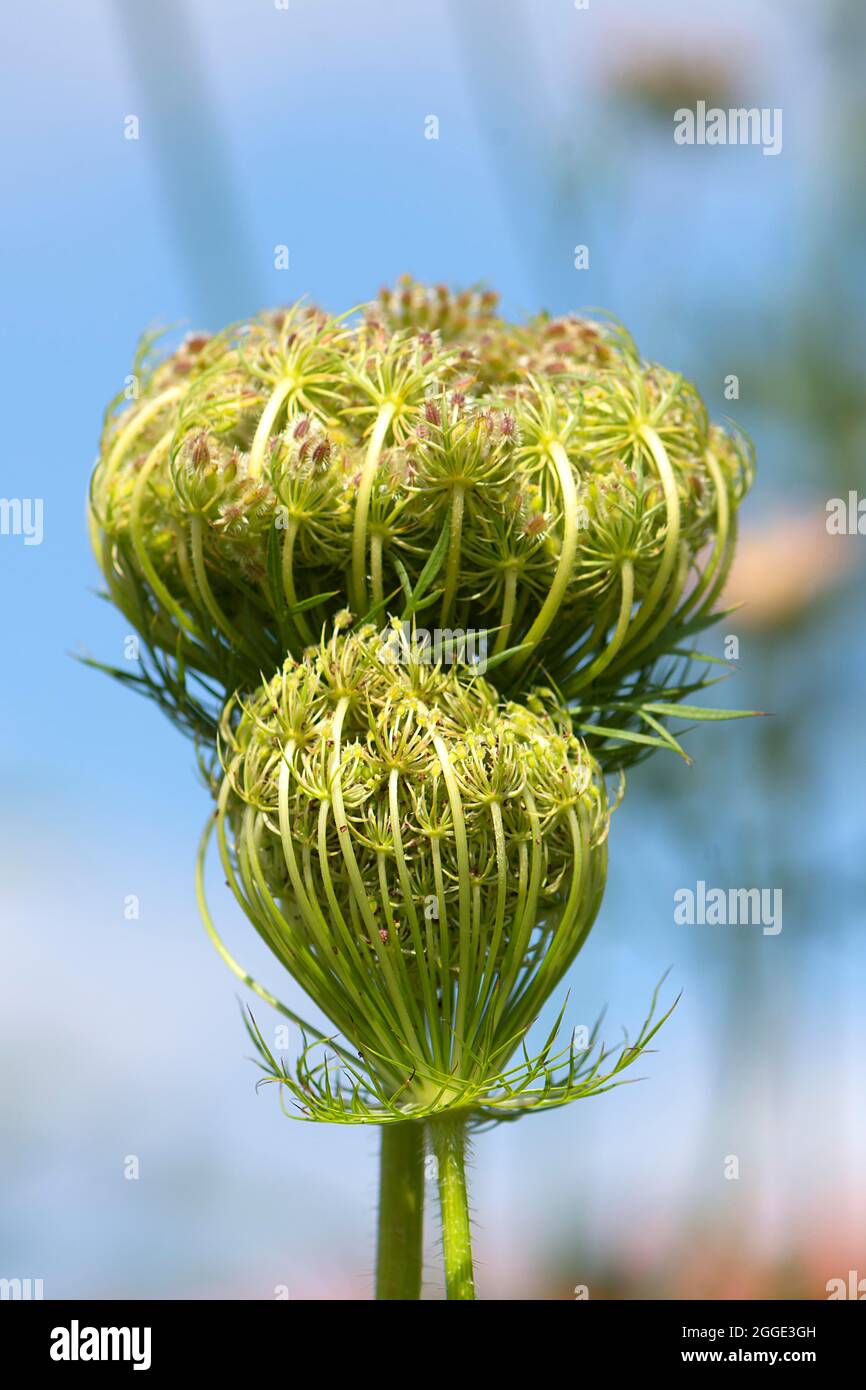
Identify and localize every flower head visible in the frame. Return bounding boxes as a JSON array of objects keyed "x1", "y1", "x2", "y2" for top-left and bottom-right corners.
[
  {"x1": 216, "y1": 624, "x2": 610, "y2": 1115},
  {"x1": 89, "y1": 279, "x2": 753, "y2": 761}
]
